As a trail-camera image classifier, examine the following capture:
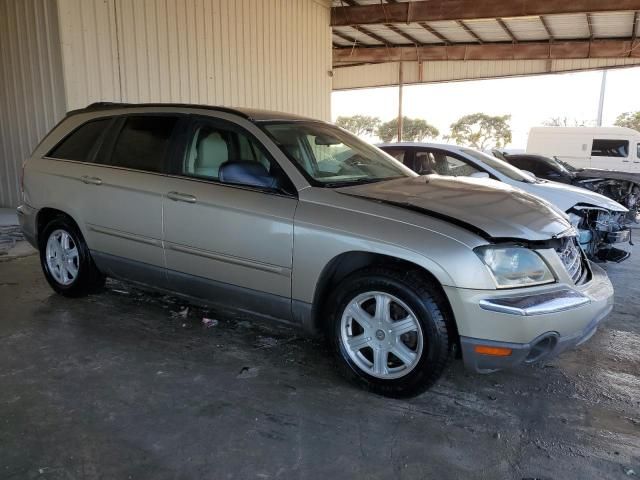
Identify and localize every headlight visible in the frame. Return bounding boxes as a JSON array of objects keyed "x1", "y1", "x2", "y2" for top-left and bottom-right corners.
[{"x1": 475, "y1": 246, "x2": 555, "y2": 288}]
